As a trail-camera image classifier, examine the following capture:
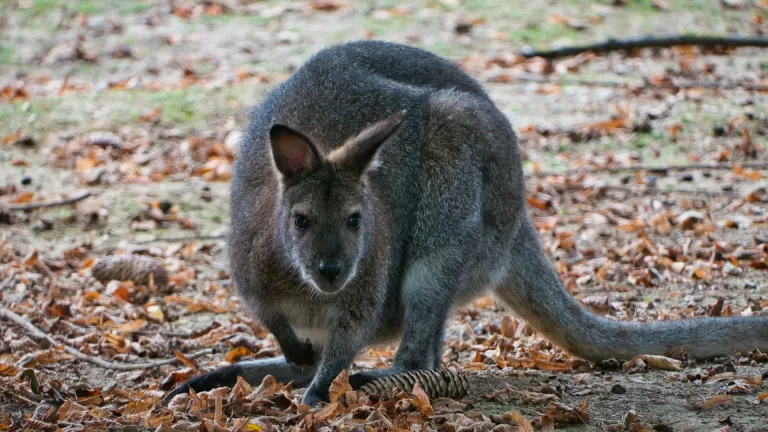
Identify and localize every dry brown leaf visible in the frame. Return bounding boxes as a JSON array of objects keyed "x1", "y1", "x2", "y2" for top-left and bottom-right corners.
[
  {"x1": 246, "y1": 375, "x2": 277, "y2": 401},
  {"x1": 411, "y1": 381, "x2": 434, "y2": 417},
  {"x1": 701, "y1": 394, "x2": 733, "y2": 409},
  {"x1": 10, "y1": 191, "x2": 34, "y2": 204},
  {"x1": 313, "y1": 402, "x2": 338, "y2": 420},
  {"x1": 328, "y1": 369, "x2": 351, "y2": 403},
  {"x1": 224, "y1": 346, "x2": 253, "y2": 363},
  {"x1": 758, "y1": 393, "x2": 768, "y2": 403},
  {"x1": 541, "y1": 414, "x2": 555, "y2": 432},
  {"x1": 114, "y1": 319, "x2": 146, "y2": 334},
  {"x1": 309, "y1": 0, "x2": 346, "y2": 11},
  {"x1": 504, "y1": 411, "x2": 534, "y2": 432},
  {"x1": 625, "y1": 355, "x2": 682, "y2": 371},
  {"x1": 0, "y1": 364, "x2": 20, "y2": 376},
  {"x1": 472, "y1": 296, "x2": 494, "y2": 309},
  {"x1": 173, "y1": 349, "x2": 199, "y2": 370},
  {"x1": 501, "y1": 316, "x2": 516, "y2": 338},
  {"x1": 139, "y1": 107, "x2": 162, "y2": 122}
]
